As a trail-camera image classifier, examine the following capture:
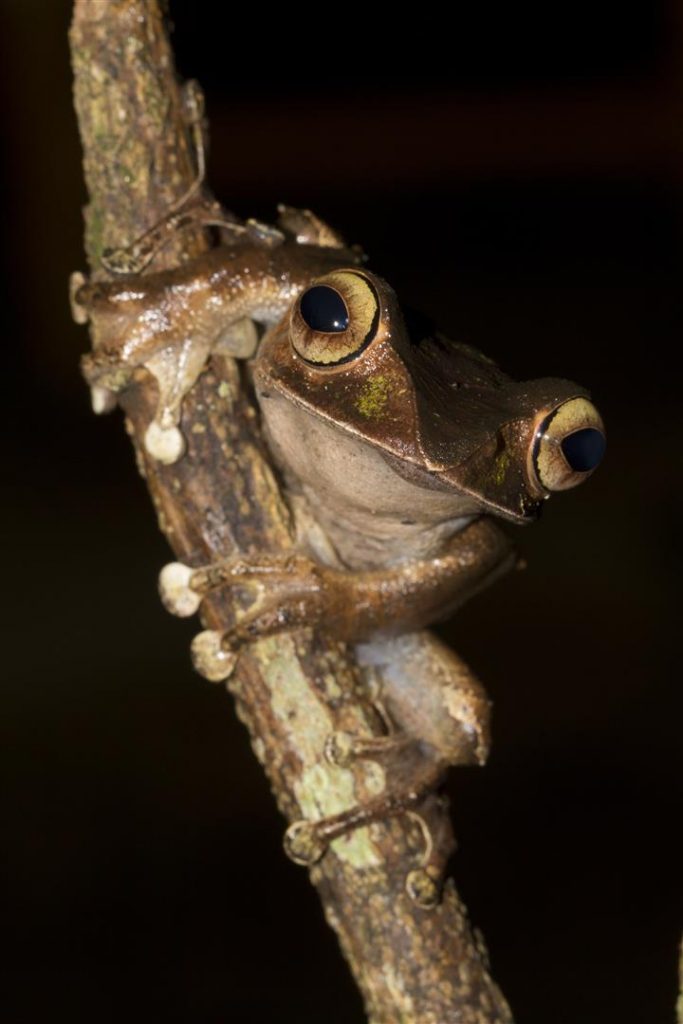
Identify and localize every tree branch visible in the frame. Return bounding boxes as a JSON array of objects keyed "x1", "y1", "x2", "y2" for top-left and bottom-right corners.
[{"x1": 69, "y1": 2, "x2": 514, "y2": 1020}]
